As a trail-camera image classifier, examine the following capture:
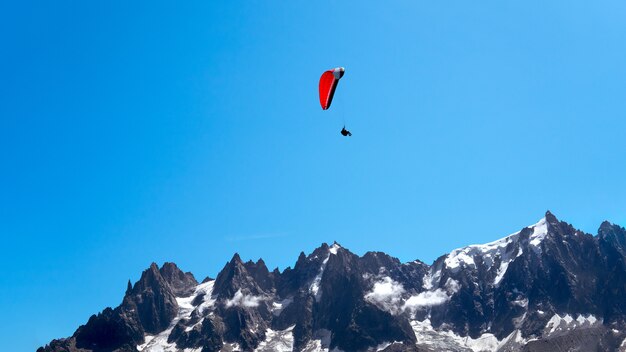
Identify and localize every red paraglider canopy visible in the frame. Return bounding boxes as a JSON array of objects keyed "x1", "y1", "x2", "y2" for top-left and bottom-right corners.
[{"x1": 319, "y1": 67, "x2": 345, "y2": 110}]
